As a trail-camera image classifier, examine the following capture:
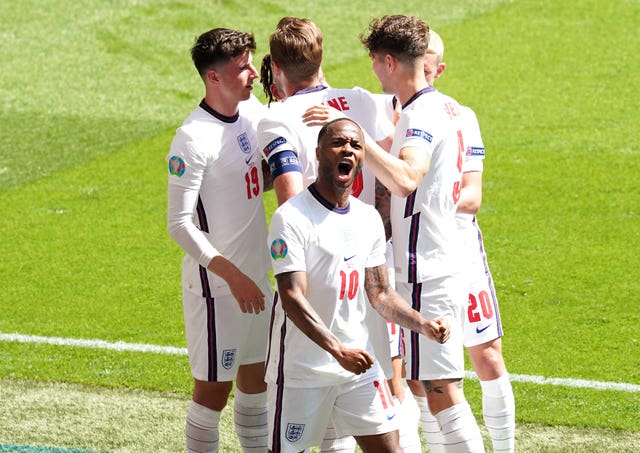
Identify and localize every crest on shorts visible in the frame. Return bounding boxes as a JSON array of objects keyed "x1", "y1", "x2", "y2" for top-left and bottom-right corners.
[
  {"x1": 285, "y1": 423, "x2": 305, "y2": 442},
  {"x1": 221, "y1": 349, "x2": 236, "y2": 369},
  {"x1": 237, "y1": 132, "x2": 251, "y2": 154}
]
